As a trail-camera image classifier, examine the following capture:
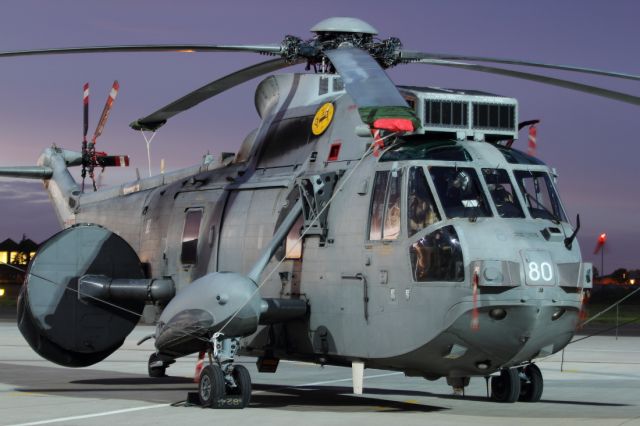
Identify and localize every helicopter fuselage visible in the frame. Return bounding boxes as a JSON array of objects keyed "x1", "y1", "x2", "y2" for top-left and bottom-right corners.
[{"x1": 64, "y1": 73, "x2": 590, "y2": 380}]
